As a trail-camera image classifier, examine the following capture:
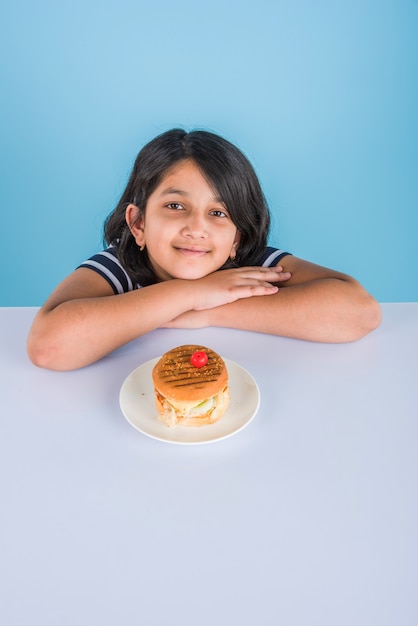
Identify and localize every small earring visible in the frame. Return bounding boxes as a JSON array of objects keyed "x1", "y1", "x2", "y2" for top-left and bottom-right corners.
[
  {"x1": 230, "y1": 249, "x2": 236, "y2": 260},
  {"x1": 140, "y1": 244, "x2": 146, "y2": 252}
]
